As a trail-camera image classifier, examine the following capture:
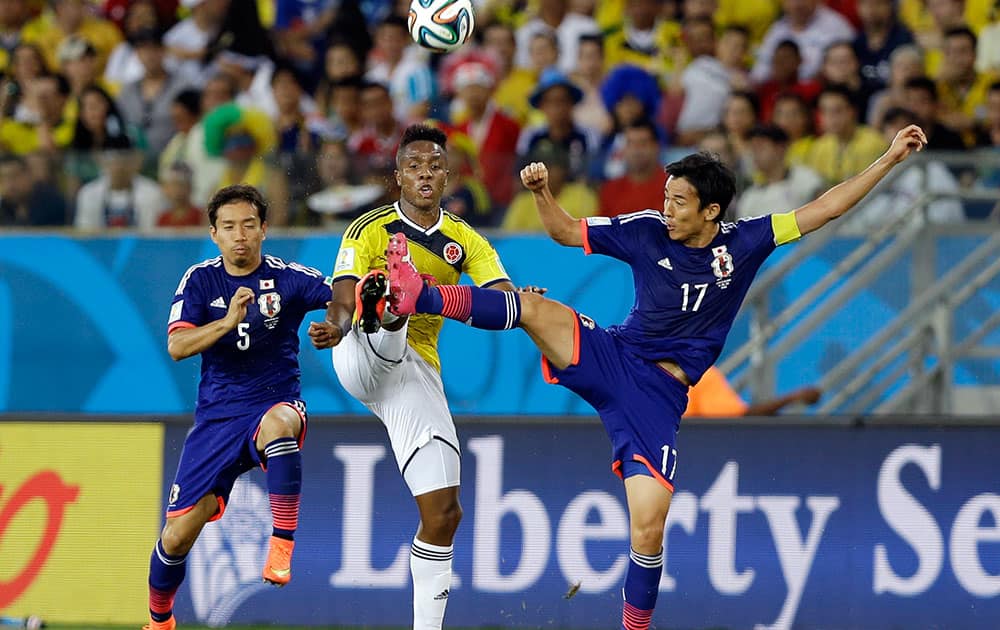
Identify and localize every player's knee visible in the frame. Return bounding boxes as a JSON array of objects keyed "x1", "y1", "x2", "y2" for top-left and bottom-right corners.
[
  {"x1": 423, "y1": 500, "x2": 463, "y2": 537},
  {"x1": 261, "y1": 407, "x2": 300, "y2": 439},
  {"x1": 629, "y1": 522, "x2": 665, "y2": 553},
  {"x1": 160, "y1": 521, "x2": 198, "y2": 556}
]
